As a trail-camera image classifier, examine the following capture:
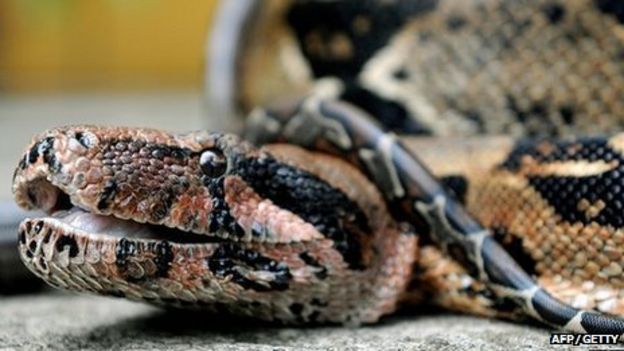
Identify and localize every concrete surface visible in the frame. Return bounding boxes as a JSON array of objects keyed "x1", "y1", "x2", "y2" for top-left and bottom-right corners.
[{"x1": 0, "y1": 291, "x2": 557, "y2": 351}]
